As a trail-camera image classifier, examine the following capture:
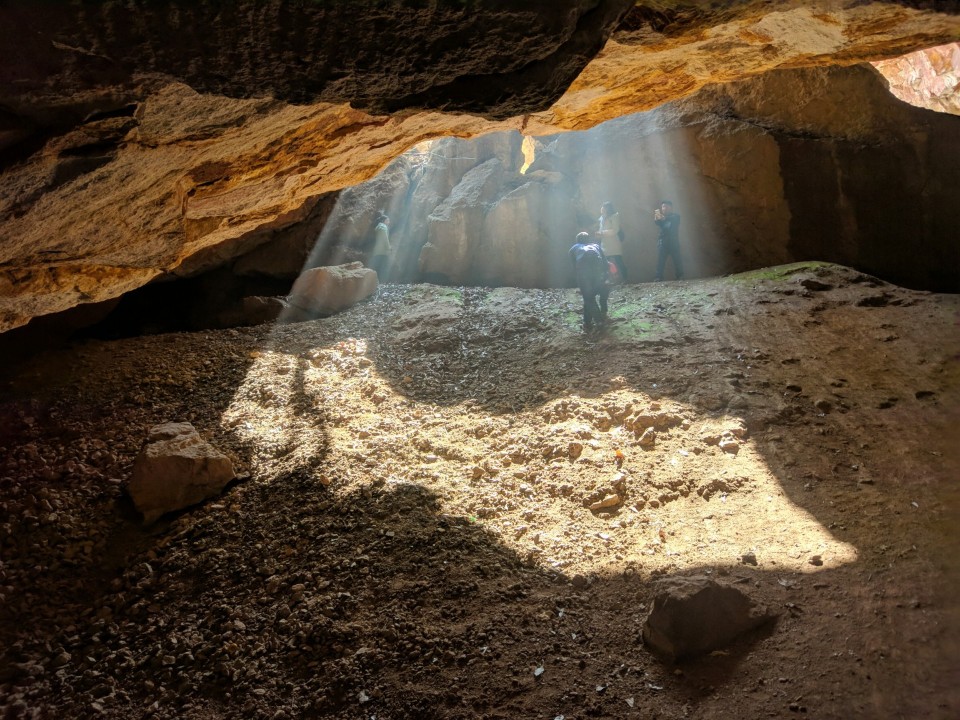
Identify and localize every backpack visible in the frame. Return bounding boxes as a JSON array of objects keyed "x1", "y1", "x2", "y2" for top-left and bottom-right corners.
[{"x1": 577, "y1": 242, "x2": 604, "y2": 266}]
